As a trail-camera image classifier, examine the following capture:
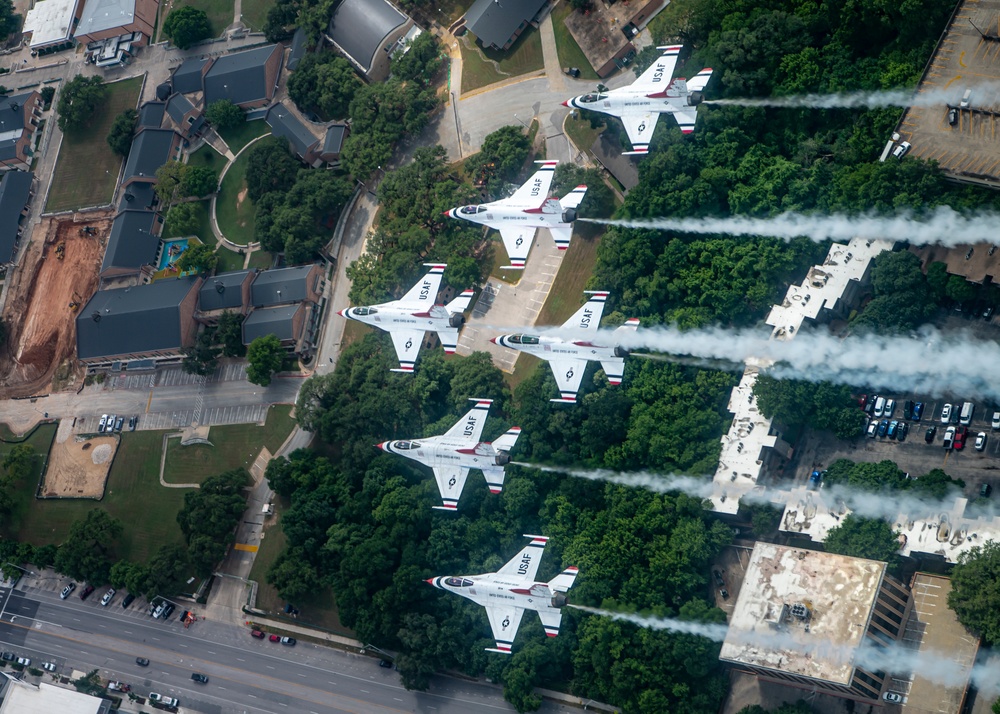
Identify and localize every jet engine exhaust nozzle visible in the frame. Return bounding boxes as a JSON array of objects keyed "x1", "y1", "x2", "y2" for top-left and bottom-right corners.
[
  {"x1": 449, "y1": 313, "x2": 466, "y2": 328},
  {"x1": 495, "y1": 451, "x2": 512, "y2": 466},
  {"x1": 688, "y1": 90, "x2": 704, "y2": 106},
  {"x1": 561, "y1": 207, "x2": 578, "y2": 224},
  {"x1": 614, "y1": 346, "x2": 630, "y2": 359},
  {"x1": 551, "y1": 592, "x2": 568, "y2": 608}
]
